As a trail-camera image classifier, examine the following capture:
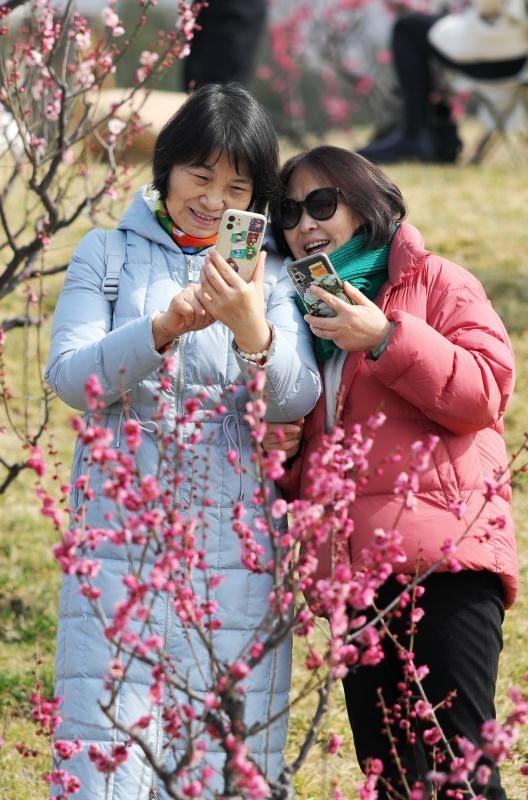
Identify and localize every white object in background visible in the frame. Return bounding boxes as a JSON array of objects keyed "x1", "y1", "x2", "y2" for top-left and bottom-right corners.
[
  {"x1": 428, "y1": 2, "x2": 528, "y2": 63},
  {"x1": 0, "y1": 106, "x2": 25, "y2": 158},
  {"x1": 448, "y1": 70, "x2": 527, "y2": 131}
]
